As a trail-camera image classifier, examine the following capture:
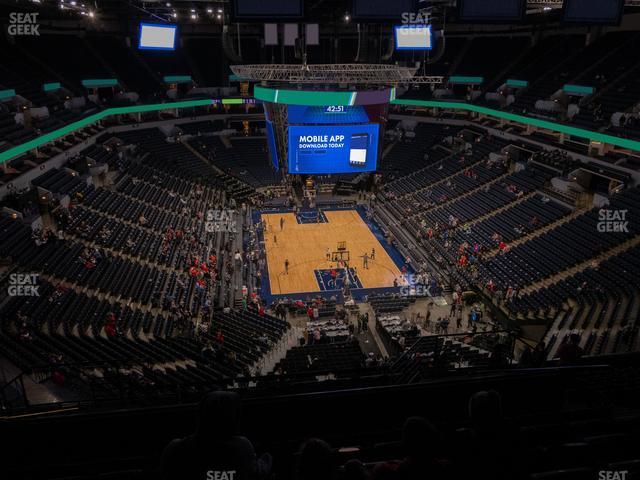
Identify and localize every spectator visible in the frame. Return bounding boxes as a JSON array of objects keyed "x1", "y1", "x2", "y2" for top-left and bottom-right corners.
[
  {"x1": 296, "y1": 438, "x2": 337, "y2": 480},
  {"x1": 455, "y1": 390, "x2": 516, "y2": 479},
  {"x1": 161, "y1": 392, "x2": 270, "y2": 480},
  {"x1": 372, "y1": 417, "x2": 448, "y2": 480},
  {"x1": 557, "y1": 334, "x2": 583, "y2": 366},
  {"x1": 343, "y1": 459, "x2": 370, "y2": 480},
  {"x1": 531, "y1": 341, "x2": 547, "y2": 367}
]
